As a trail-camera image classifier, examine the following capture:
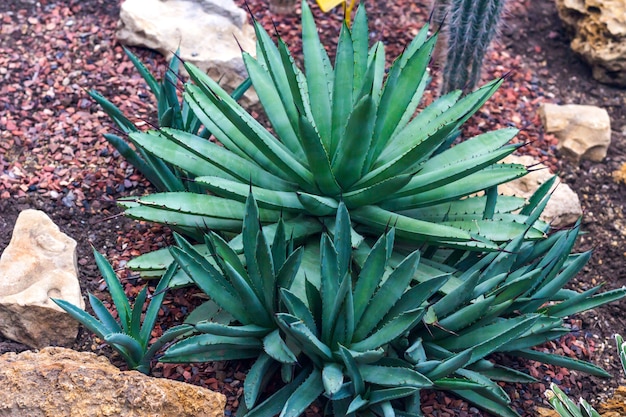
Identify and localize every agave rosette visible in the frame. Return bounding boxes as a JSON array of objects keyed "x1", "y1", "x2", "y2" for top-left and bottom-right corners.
[{"x1": 119, "y1": 1, "x2": 547, "y2": 281}]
